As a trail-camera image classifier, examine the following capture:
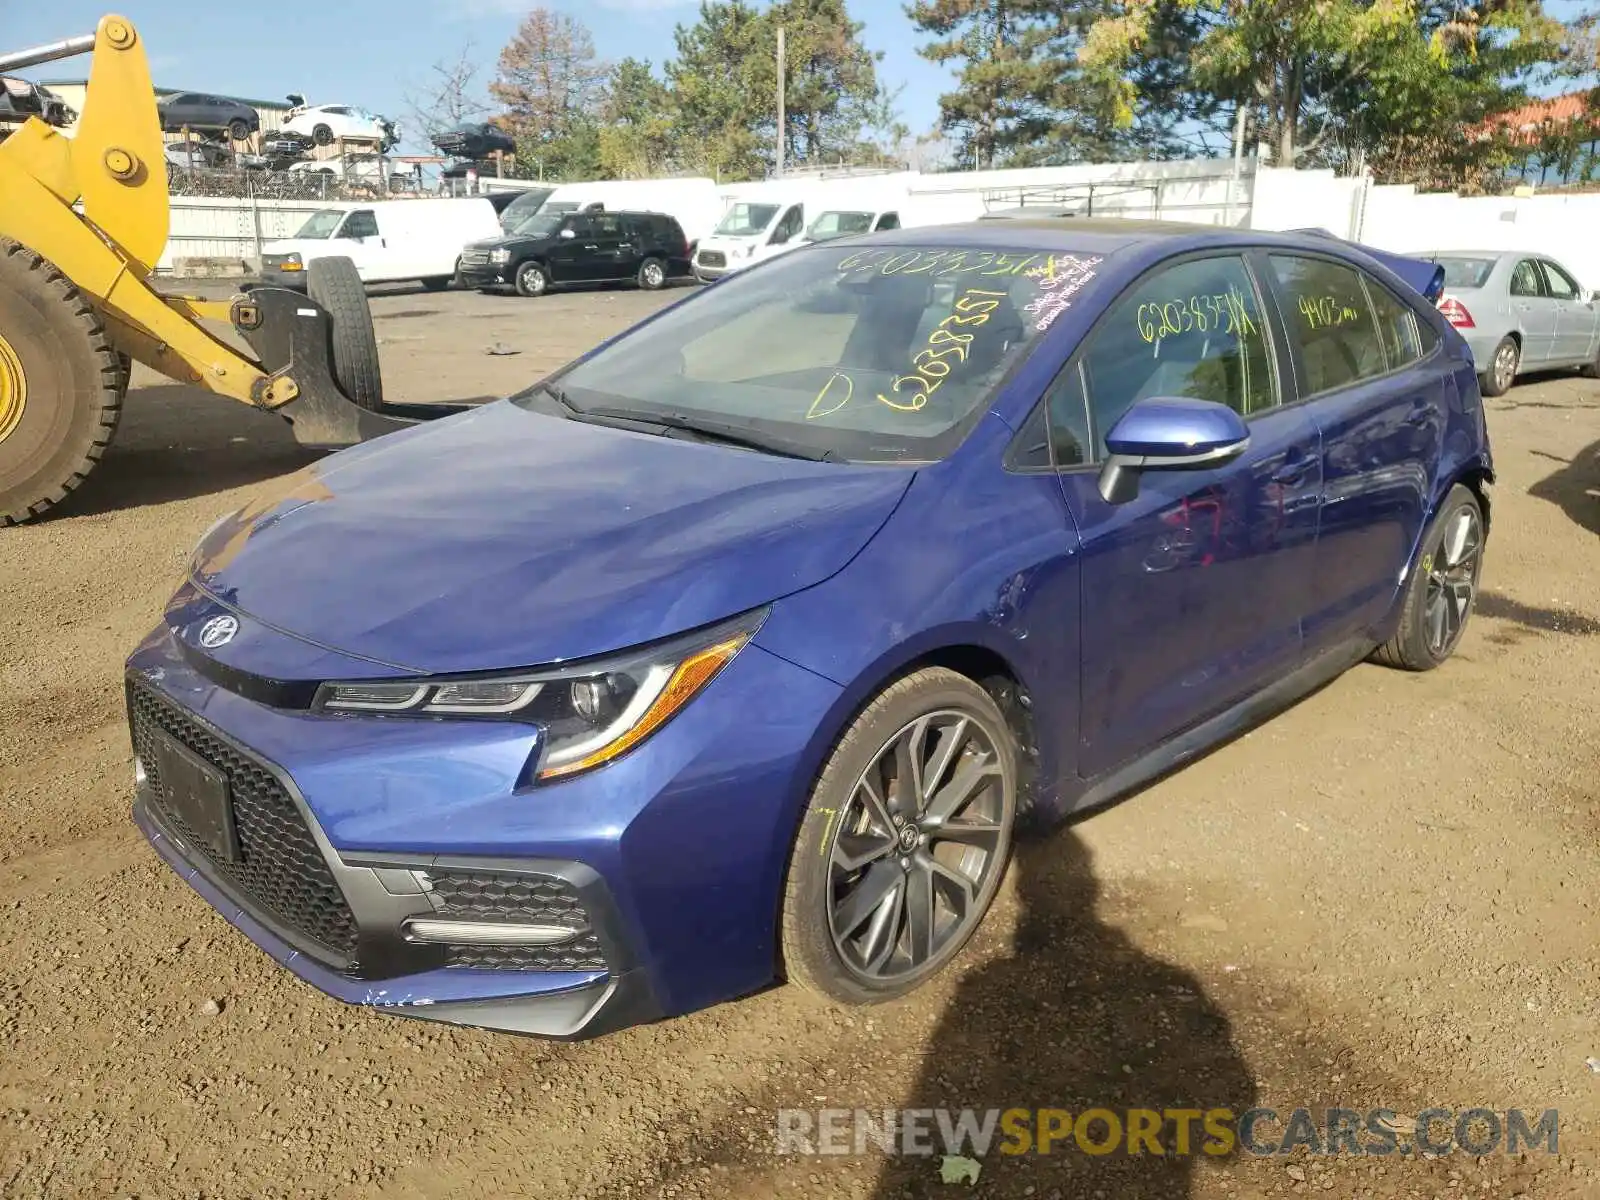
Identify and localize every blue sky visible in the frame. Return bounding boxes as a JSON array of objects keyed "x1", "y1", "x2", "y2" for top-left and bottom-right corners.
[
  {"x1": 12, "y1": 0, "x2": 1592, "y2": 158},
  {"x1": 10, "y1": 0, "x2": 957, "y2": 153}
]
